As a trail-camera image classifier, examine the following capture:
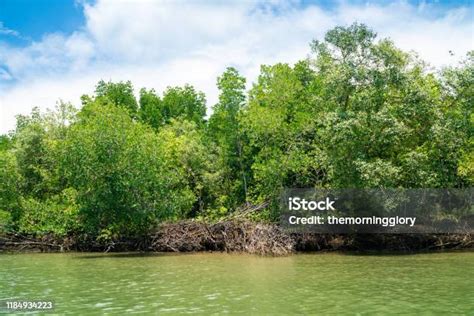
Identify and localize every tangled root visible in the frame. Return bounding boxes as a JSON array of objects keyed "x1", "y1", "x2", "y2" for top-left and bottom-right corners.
[{"x1": 150, "y1": 220, "x2": 295, "y2": 256}]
